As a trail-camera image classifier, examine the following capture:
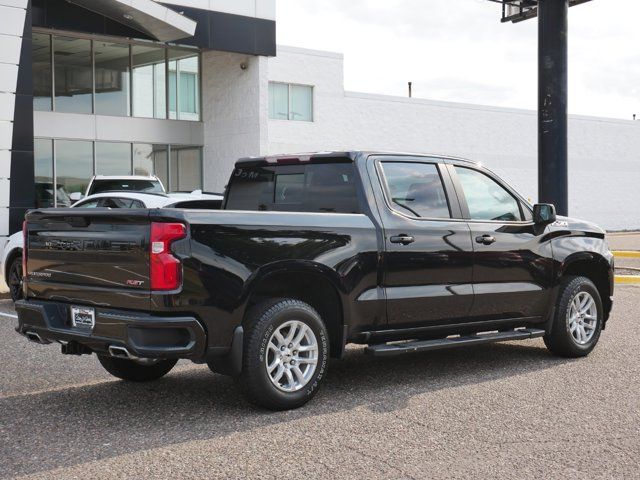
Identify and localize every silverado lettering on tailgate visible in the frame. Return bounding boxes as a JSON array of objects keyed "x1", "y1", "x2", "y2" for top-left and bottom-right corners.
[{"x1": 40, "y1": 239, "x2": 139, "y2": 252}]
